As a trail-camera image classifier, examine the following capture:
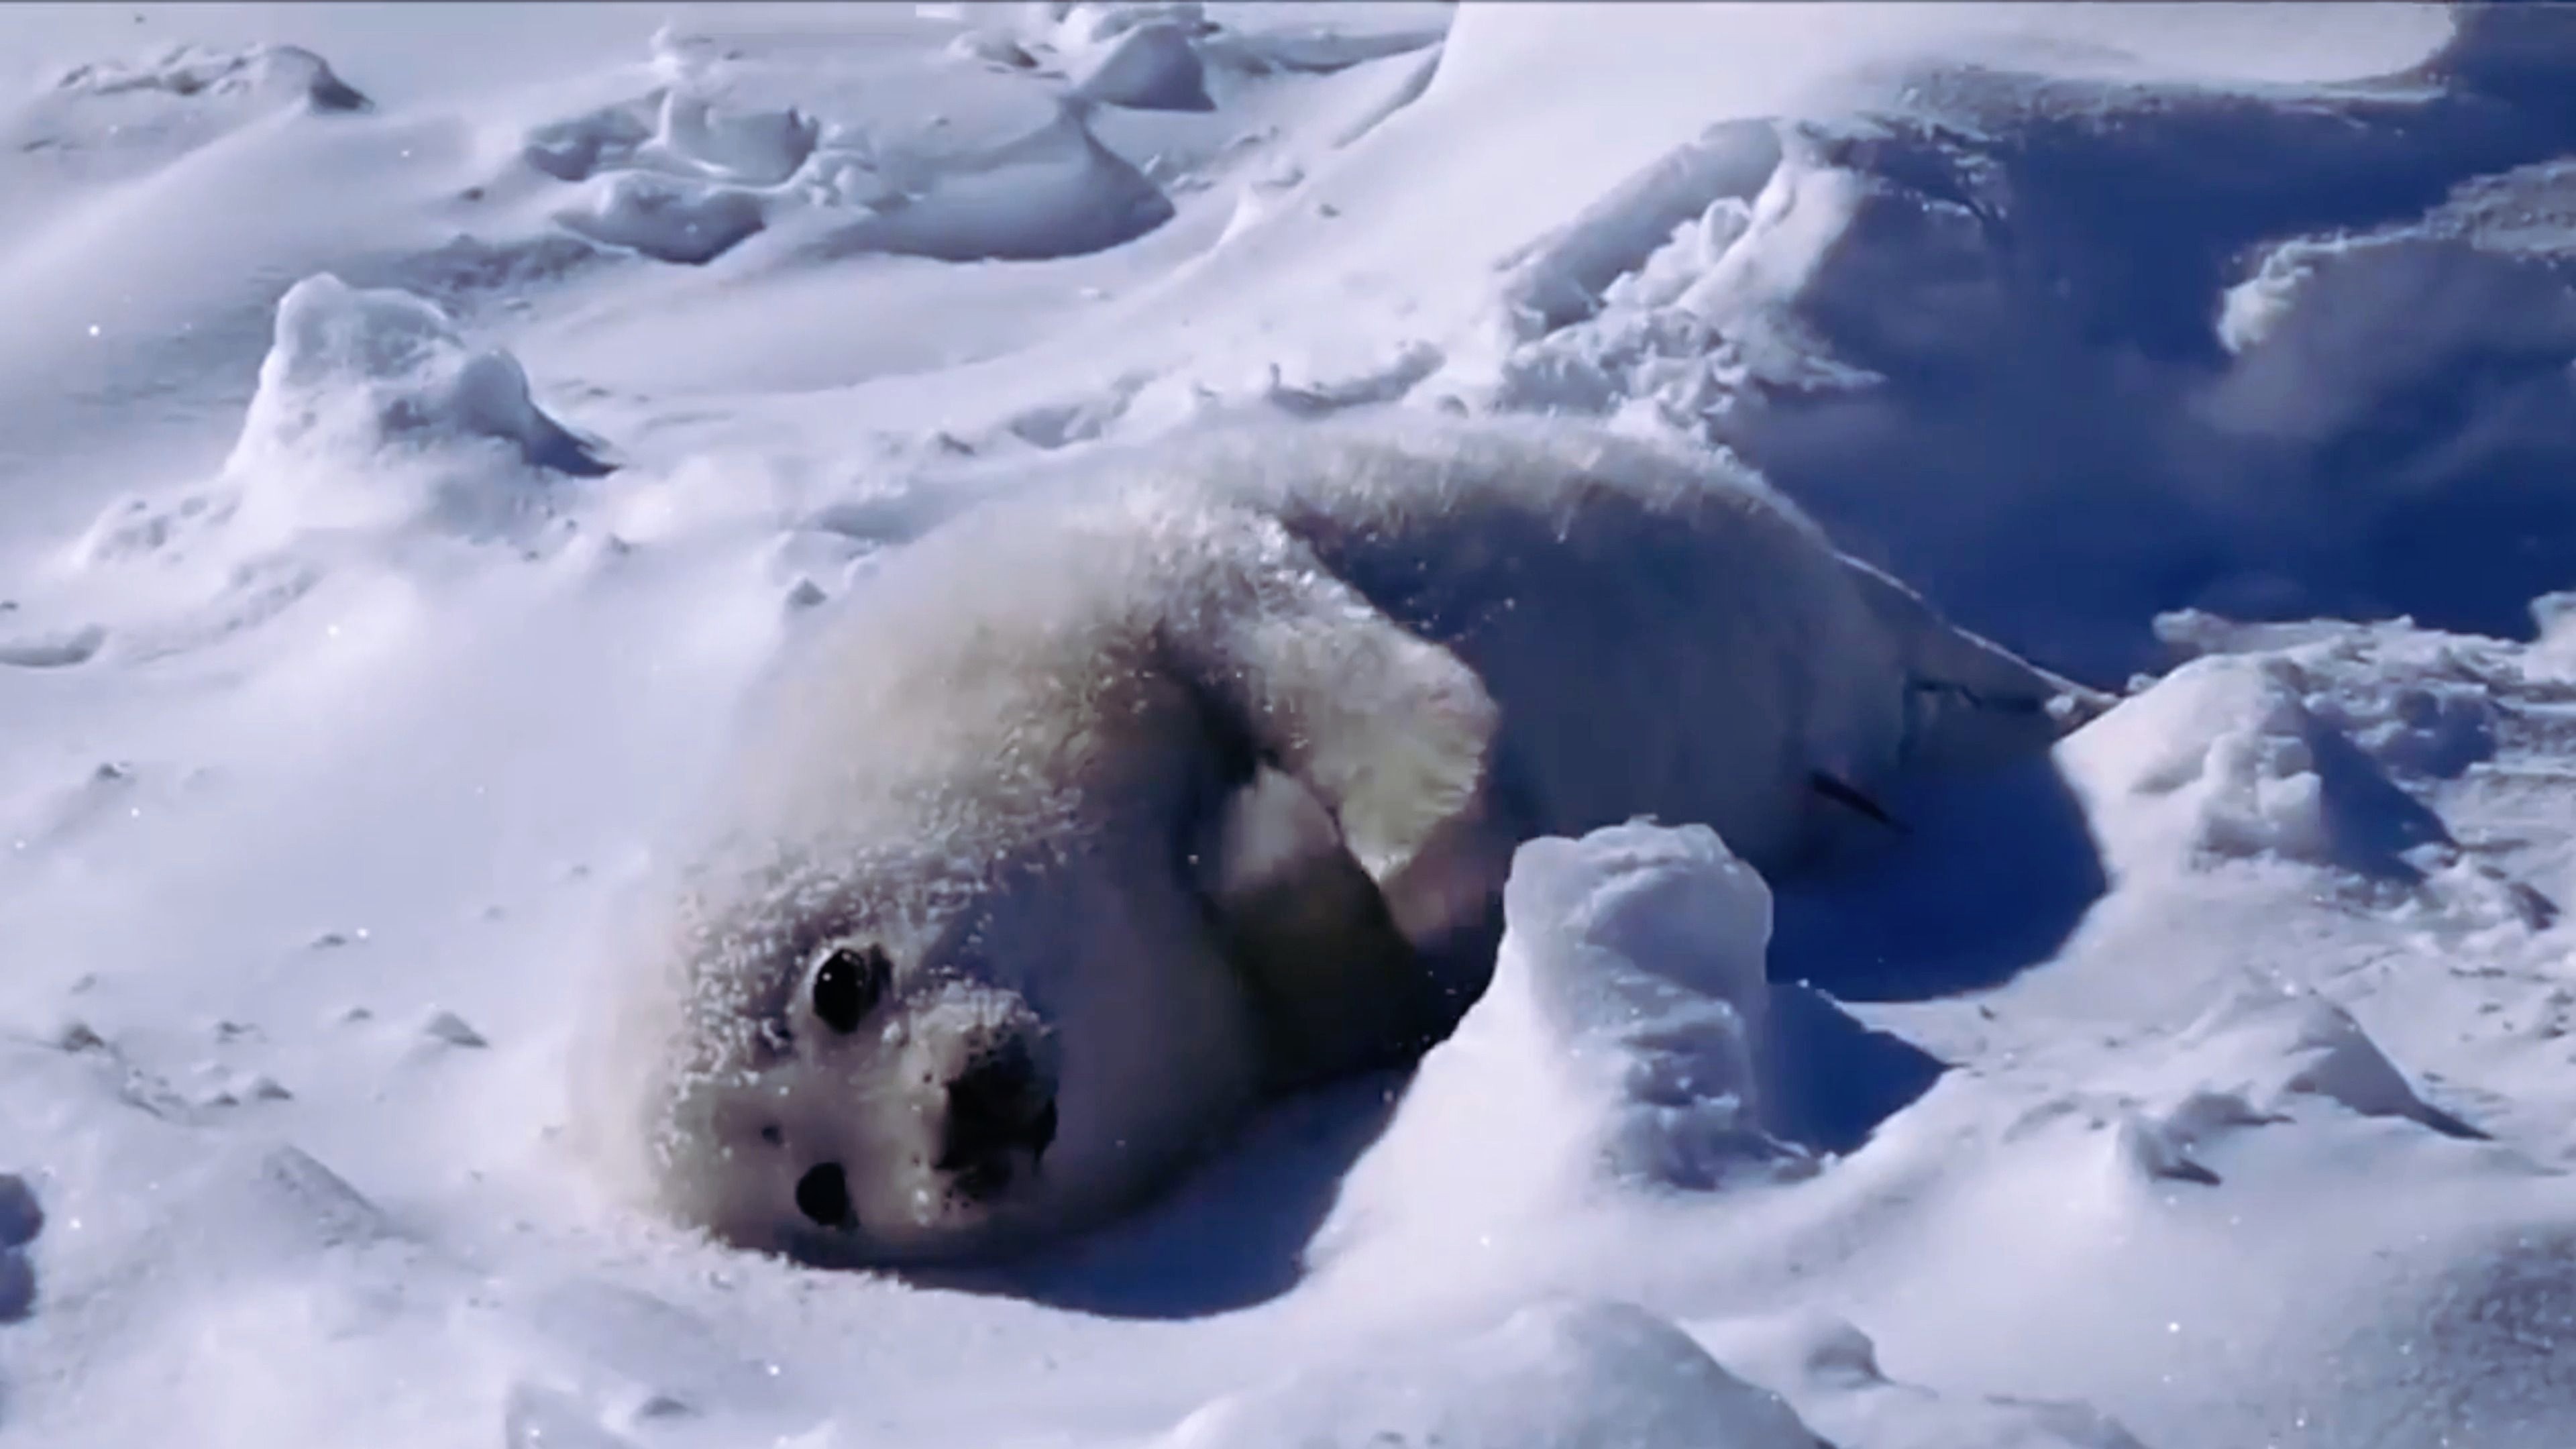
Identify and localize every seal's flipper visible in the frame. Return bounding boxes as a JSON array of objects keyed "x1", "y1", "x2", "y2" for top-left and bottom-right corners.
[
  {"x1": 1170, "y1": 511, "x2": 1515, "y2": 965},
  {"x1": 1190, "y1": 765, "x2": 1453, "y2": 1089}
]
